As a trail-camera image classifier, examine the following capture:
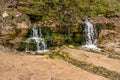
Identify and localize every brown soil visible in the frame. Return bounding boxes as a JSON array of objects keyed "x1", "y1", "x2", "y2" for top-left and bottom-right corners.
[
  {"x1": 0, "y1": 49, "x2": 108, "y2": 80},
  {"x1": 66, "y1": 48, "x2": 120, "y2": 73}
]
